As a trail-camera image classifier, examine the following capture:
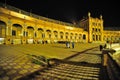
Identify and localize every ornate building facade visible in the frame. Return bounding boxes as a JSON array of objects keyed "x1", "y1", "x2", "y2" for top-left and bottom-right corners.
[
  {"x1": 79, "y1": 12, "x2": 104, "y2": 43},
  {"x1": 0, "y1": 3, "x2": 120, "y2": 44}
]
